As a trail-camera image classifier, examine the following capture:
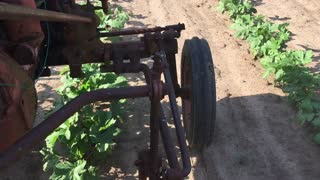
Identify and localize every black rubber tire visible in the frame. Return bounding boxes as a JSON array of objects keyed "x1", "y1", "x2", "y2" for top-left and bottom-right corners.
[{"x1": 181, "y1": 37, "x2": 216, "y2": 151}]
